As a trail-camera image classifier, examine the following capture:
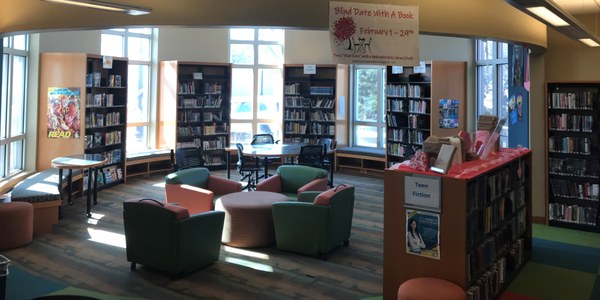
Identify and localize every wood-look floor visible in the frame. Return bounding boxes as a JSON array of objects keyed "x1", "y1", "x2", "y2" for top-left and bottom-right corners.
[{"x1": 2, "y1": 169, "x2": 384, "y2": 300}]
